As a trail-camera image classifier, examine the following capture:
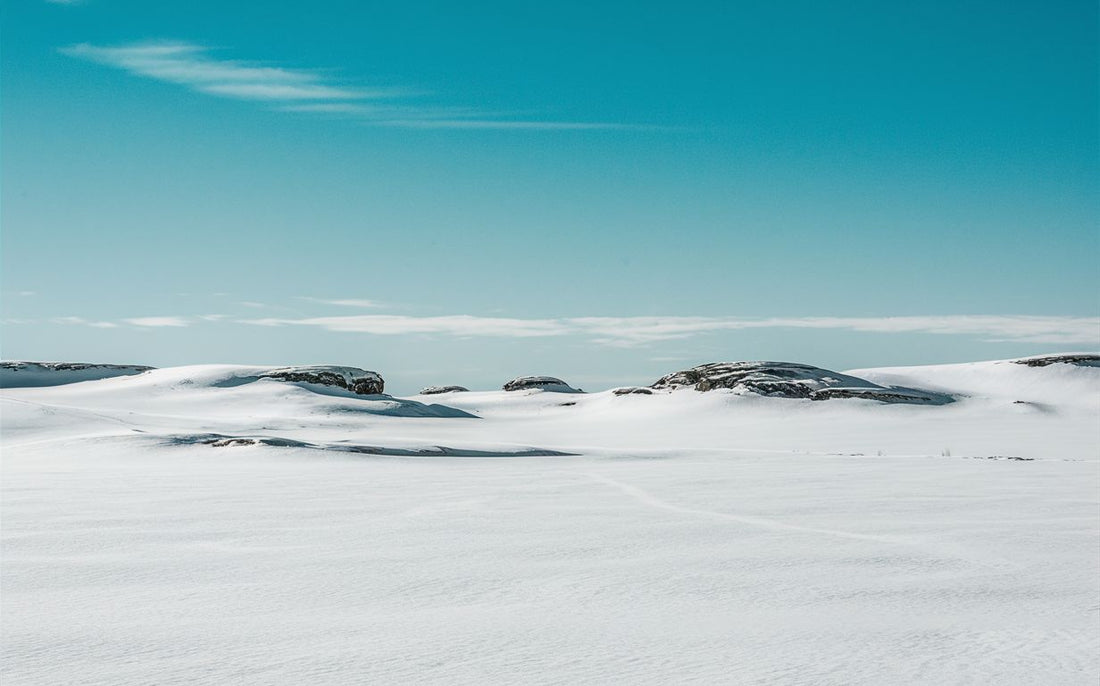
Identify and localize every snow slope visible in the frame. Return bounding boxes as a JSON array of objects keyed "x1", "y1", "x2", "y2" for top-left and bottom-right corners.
[
  {"x1": 2, "y1": 356, "x2": 1098, "y2": 684},
  {"x1": 0, "y1": 361, "x2": 153, "y2": 387}
]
